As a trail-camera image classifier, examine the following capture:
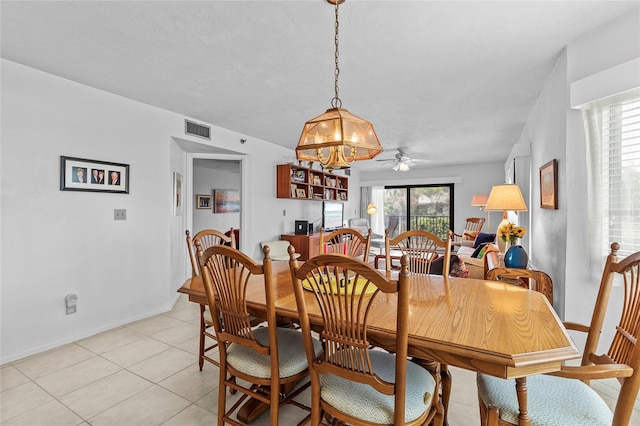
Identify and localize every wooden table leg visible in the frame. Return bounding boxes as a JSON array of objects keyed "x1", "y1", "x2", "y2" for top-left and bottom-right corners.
[
  {"x1": 515, "y1": 377, "x2": 531, "y2": 426},
  {"x1": 441, "y1": 364, "x2": 451, "y2": 426}
]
